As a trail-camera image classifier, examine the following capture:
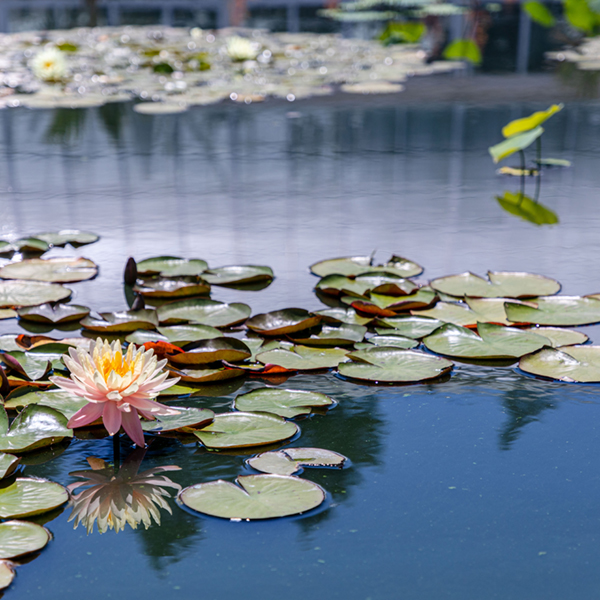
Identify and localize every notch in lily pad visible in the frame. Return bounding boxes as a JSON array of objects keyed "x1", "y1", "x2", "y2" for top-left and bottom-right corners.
[
  {"x1": 310, "y1": 254, "x2": 423, "y2": 278},
  {"x1": 248, "y1": 447, "x2": 347, "y2": 476},
  {"x1": 17, "y1": 303, "x2": 90, "y2": 325},
  {"x1": 234, "y1": 388, "x2": 334, "y2": 418}
]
